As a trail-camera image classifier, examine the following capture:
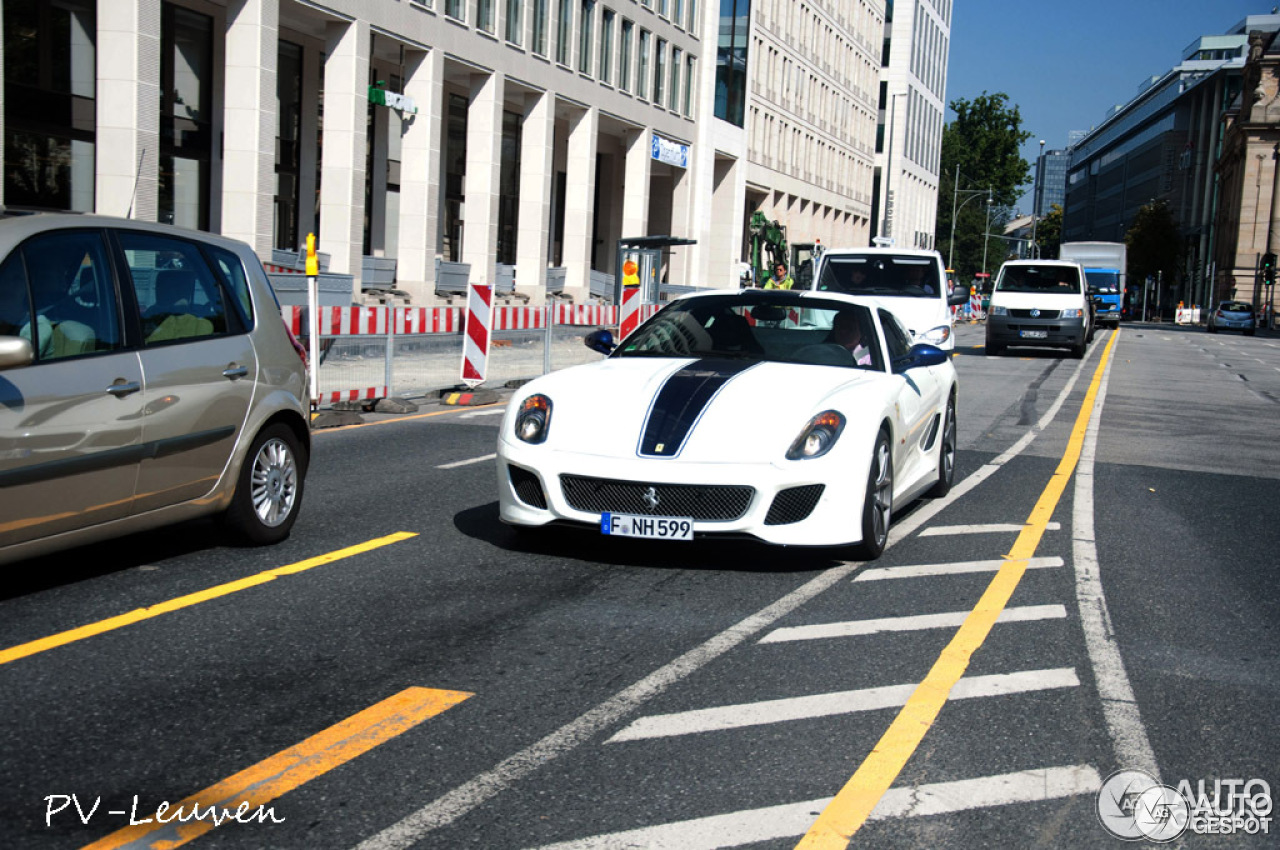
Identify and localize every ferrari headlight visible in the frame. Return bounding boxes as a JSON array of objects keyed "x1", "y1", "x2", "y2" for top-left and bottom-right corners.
[
  {"x1": 514, "y1": 394, "x2": 552, "y2": 444},
  {"x1": 1060, "y1": 308, "x2": 1084, "y2": 319},
  {"x1": 989, "y1": 305, "x2": 1008, "y2": 316},
  {"x1": 918, "y1": 324, "x2": 952, "y2": 346},
  {"x1": 786, "y1": 411, "x2": 846, "y2": 460}
]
